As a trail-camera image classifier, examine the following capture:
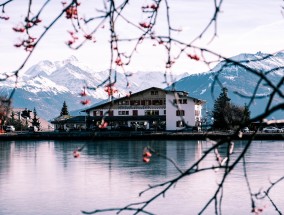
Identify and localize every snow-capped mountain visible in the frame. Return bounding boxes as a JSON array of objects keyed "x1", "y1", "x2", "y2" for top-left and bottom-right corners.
[
  {"x1": 168, "y1": 51, "x2": 284, "y2": 119},
  {"x1": 2, "y1": 52, "x2": 282, "y2": 121},
  {"x1": 0, "y1": 56, "x2": 188, "y2": 120}
]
